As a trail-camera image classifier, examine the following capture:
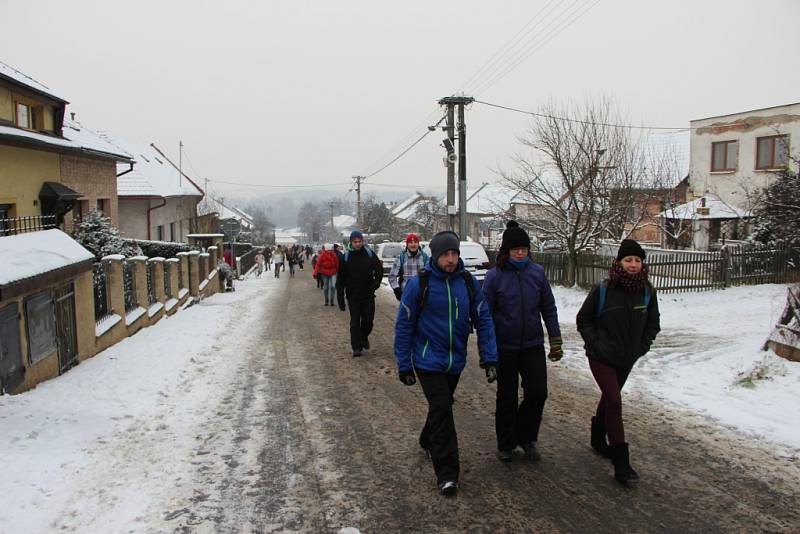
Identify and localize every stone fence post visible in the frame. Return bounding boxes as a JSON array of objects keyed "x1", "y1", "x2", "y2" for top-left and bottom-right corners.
[
  {"x1": 129, "y1": 256, "x2": 149, "y2": 310},
  {"x1": 148, "y1": 257, "x2": 166, "y2": 303},
  {"x1": 187, "y1": 250, "x2": 200, "y2": 297},
  {"x1": 102, "y1": 254, "x2": 125, "y2": 317}
]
